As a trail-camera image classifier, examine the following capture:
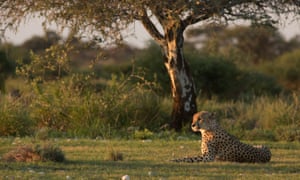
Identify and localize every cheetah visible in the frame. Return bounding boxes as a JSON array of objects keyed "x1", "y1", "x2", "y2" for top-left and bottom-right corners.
[{"x1": 172, "y1": 111, "x2": 271, "y2": 163}]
